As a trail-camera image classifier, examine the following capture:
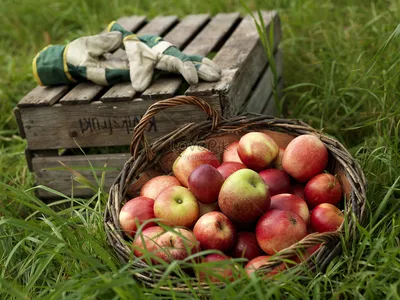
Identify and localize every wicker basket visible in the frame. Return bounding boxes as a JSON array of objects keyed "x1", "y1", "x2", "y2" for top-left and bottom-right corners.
[{"x1": 104, "y1": 96, "x2": 367, "y2": 291}]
